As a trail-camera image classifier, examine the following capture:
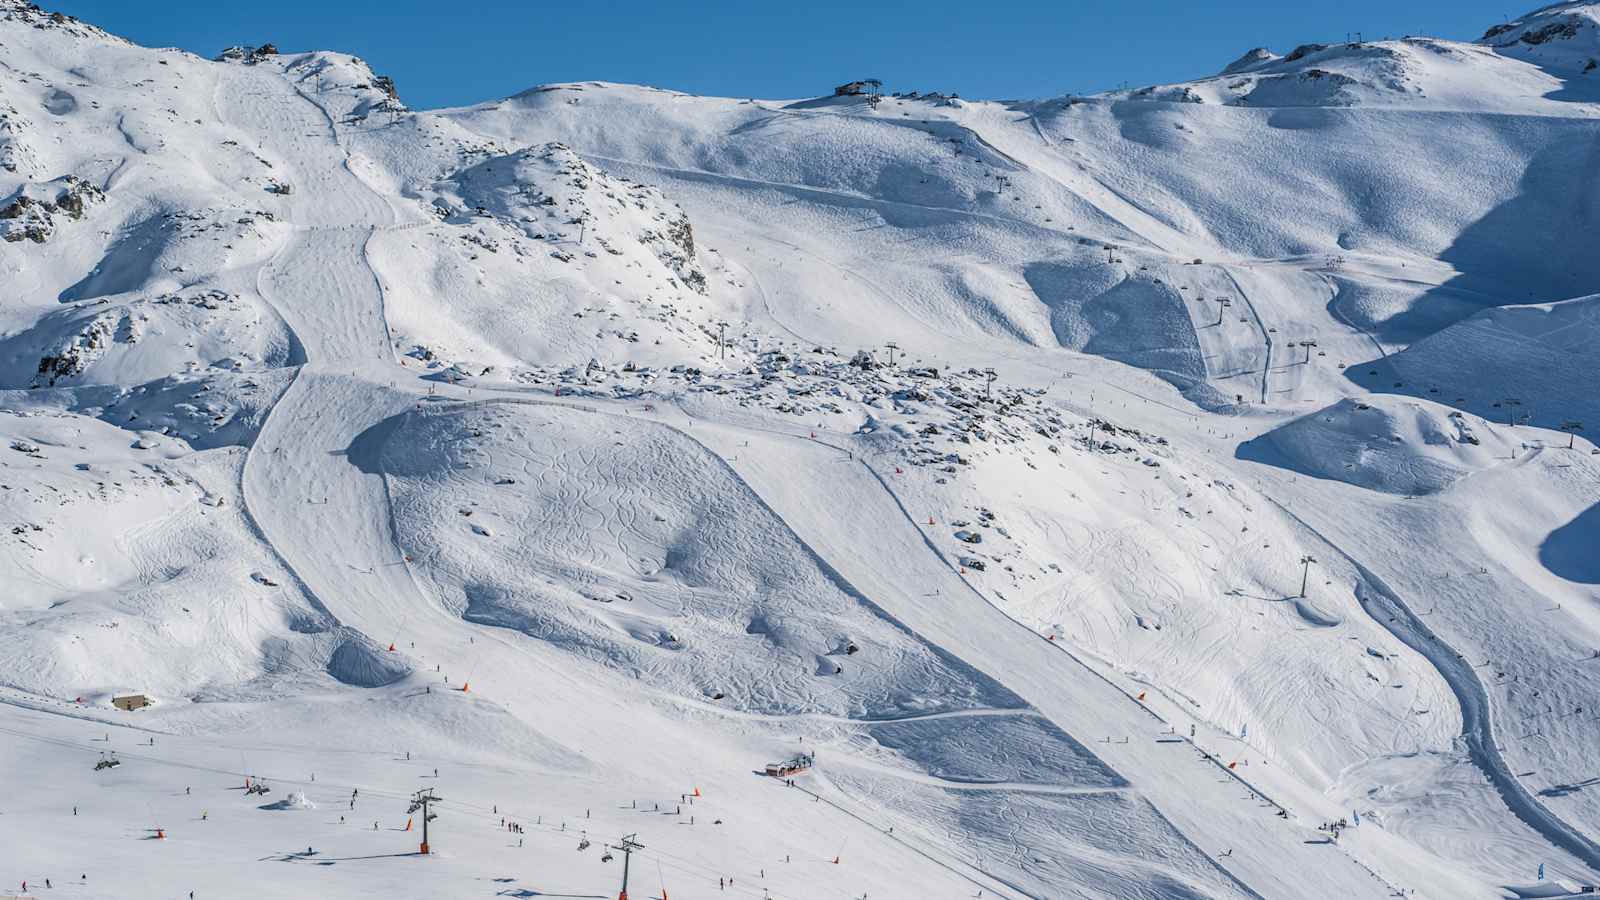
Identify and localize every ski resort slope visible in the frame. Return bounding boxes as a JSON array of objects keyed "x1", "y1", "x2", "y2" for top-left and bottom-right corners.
[{"x1": 3, "y1": 0, "x2": 1600, "y2": 897}]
